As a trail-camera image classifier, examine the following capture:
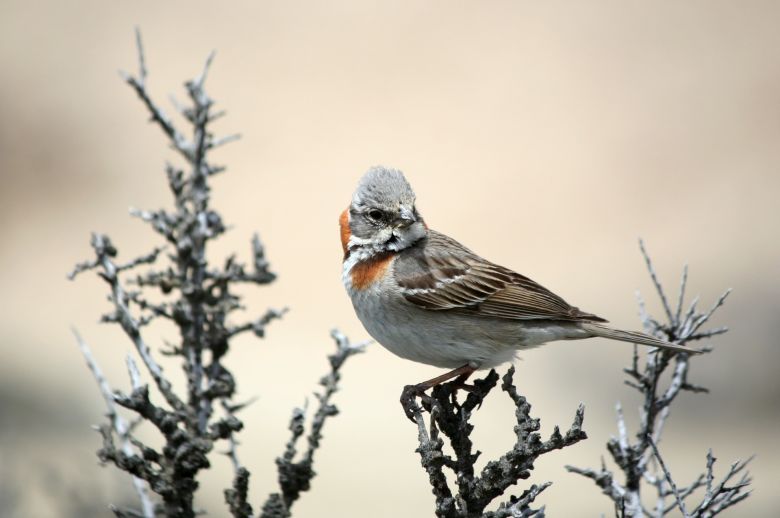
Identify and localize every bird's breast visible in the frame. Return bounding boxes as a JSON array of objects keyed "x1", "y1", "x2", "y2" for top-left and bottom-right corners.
[
  {"x1": 351, "y1": 253, "x2": 394, "y2": 291},
  {"x1": 342, "y1": 250, "x2": 395, "y2": 292}
]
